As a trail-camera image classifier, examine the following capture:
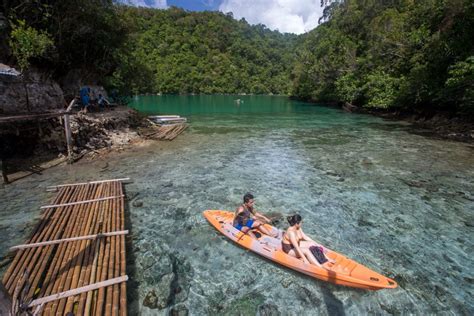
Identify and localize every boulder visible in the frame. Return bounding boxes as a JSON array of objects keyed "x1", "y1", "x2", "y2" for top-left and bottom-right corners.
[{"x1": 0, "y1": 67, "x2": 65, "y2": 115}]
